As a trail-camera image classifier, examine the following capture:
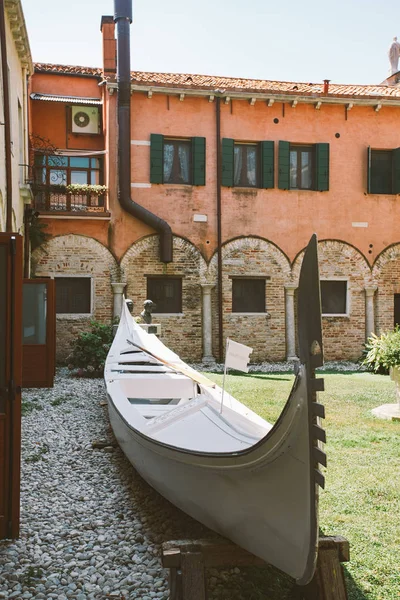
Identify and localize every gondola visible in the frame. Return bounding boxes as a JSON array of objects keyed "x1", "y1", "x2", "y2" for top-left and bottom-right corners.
[{"x1": 104, "y1": 234, "x2": 326, "y2": 585}]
